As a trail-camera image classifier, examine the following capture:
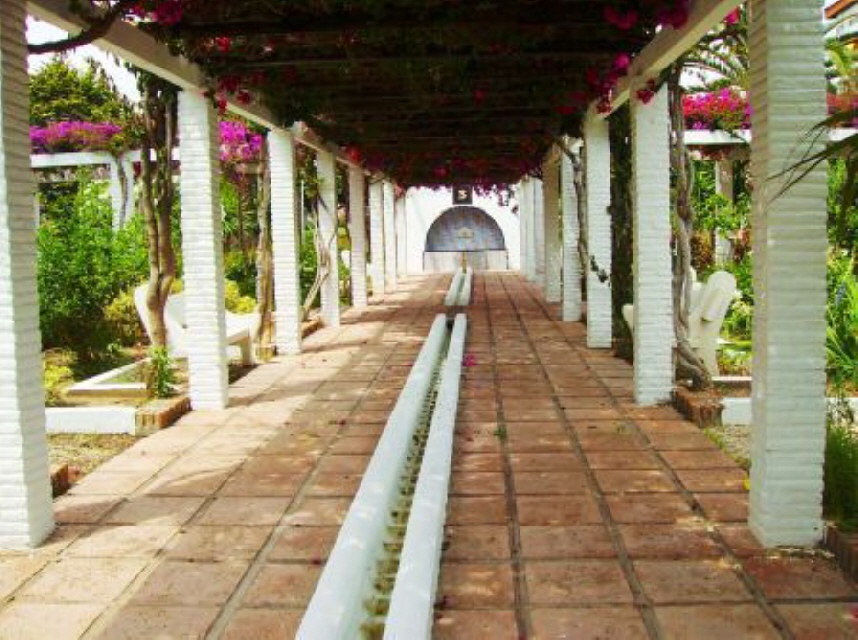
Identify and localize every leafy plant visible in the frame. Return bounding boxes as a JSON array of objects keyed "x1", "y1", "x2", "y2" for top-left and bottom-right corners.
[
  {"x1": 144, "y1": 346, "x2": 177, "y2": 398},
  {"x1": 826, "y1": 256, "x2": 858, "y2": 388},
  {"x1": 224, "y1": 279, "x2": 256, "y2": 313},
  {"x1": 43, "y1": 349, "x2": 76, "y2": 407},
  {"x1": 37, "y1": 176, "x2": 149, "y2": 353},
  {"x1": 823, "y1": 391, "x2": 858, "y2": 525}
]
